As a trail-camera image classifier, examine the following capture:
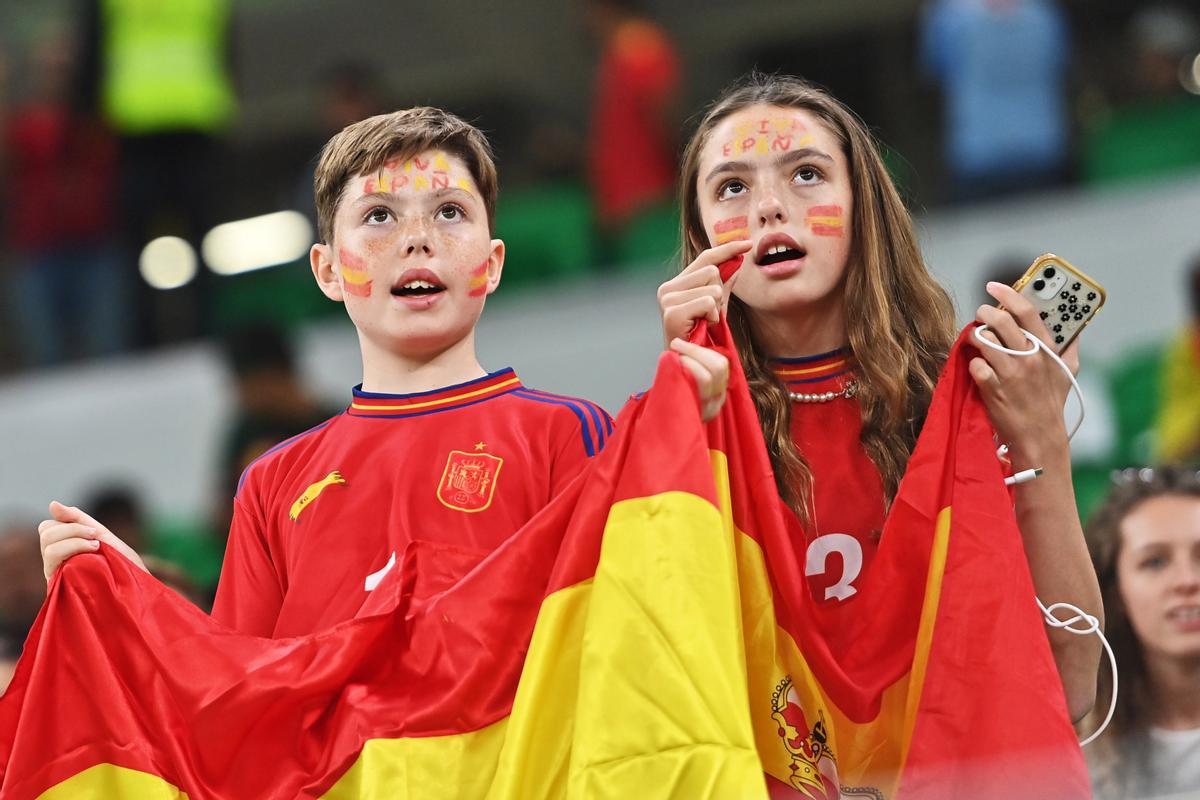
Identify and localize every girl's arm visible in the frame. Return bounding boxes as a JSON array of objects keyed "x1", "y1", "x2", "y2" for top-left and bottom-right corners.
[{"x1": 971, "y1": 282, "x2": 1103, "y2": 722}]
